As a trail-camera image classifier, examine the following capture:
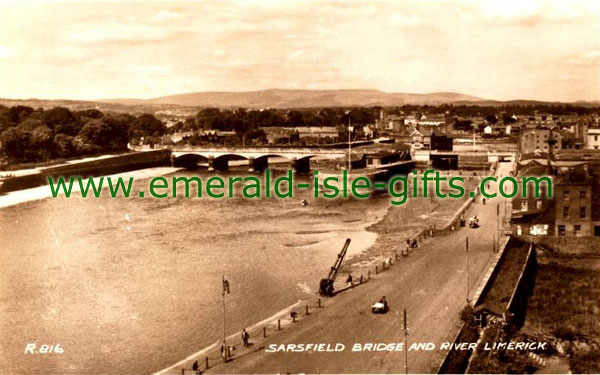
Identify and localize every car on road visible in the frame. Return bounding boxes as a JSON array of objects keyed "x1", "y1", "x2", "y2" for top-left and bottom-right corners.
[{"x1": 371, "y1": 301, "x2": 389, "y2": 314}]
